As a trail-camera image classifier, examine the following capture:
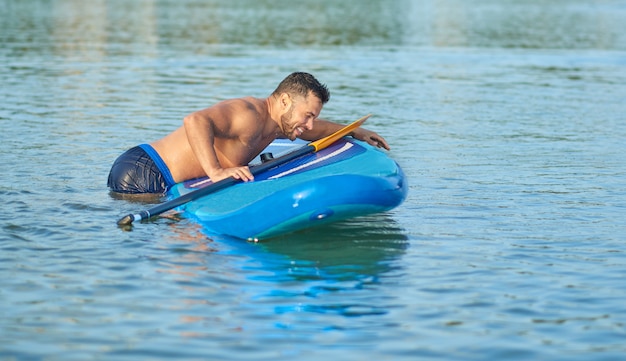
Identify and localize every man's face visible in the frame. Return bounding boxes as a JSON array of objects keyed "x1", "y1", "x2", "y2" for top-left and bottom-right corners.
[{"x1": 280, "y1": 92, "x2": 323, "y2": 140}]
